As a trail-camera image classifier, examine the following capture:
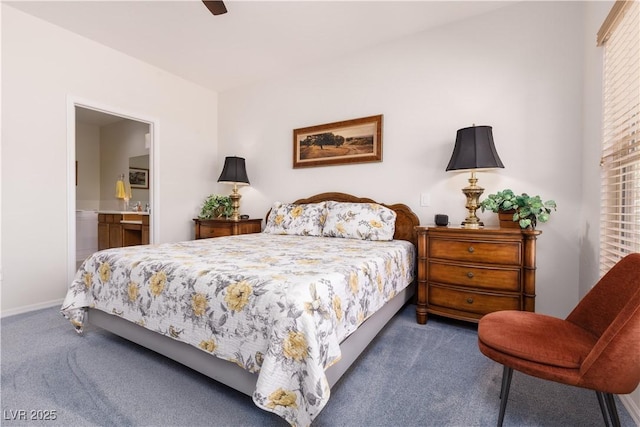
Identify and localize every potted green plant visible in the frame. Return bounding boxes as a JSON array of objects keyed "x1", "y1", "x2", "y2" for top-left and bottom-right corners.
[
  {"x1": 199, "y1": 194, "x2": 233, "y2": 219},
  {"x1": 480, "y1": 189, "x2": 557, "y2": 229}
]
